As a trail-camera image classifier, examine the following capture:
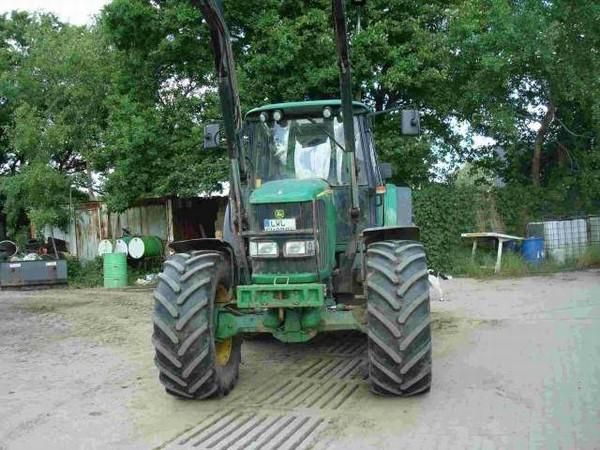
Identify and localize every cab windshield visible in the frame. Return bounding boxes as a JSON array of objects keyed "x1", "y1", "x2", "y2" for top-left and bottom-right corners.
[{"x1": 247, "y1": 116, "x2": 367, "y2": 186}]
